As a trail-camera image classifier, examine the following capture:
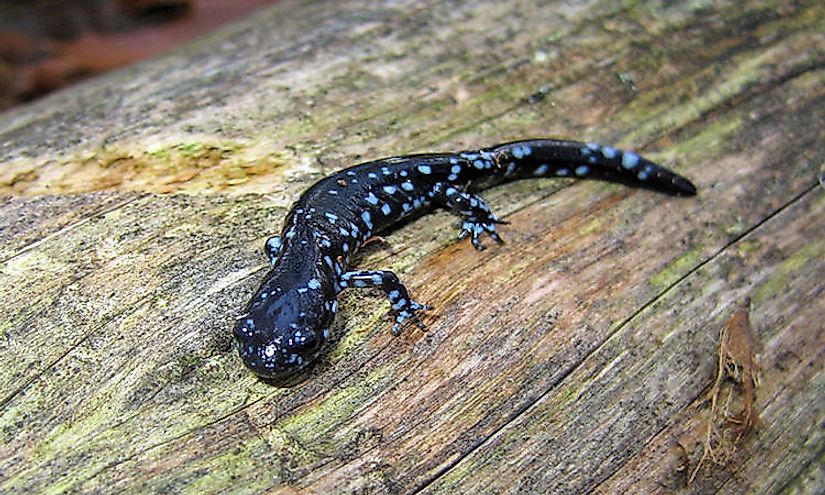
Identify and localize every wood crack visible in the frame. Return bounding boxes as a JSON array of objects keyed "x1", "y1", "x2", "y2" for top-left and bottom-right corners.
[{"x1": 411, "y1": 181, "x2": 820, "y2": 494}]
